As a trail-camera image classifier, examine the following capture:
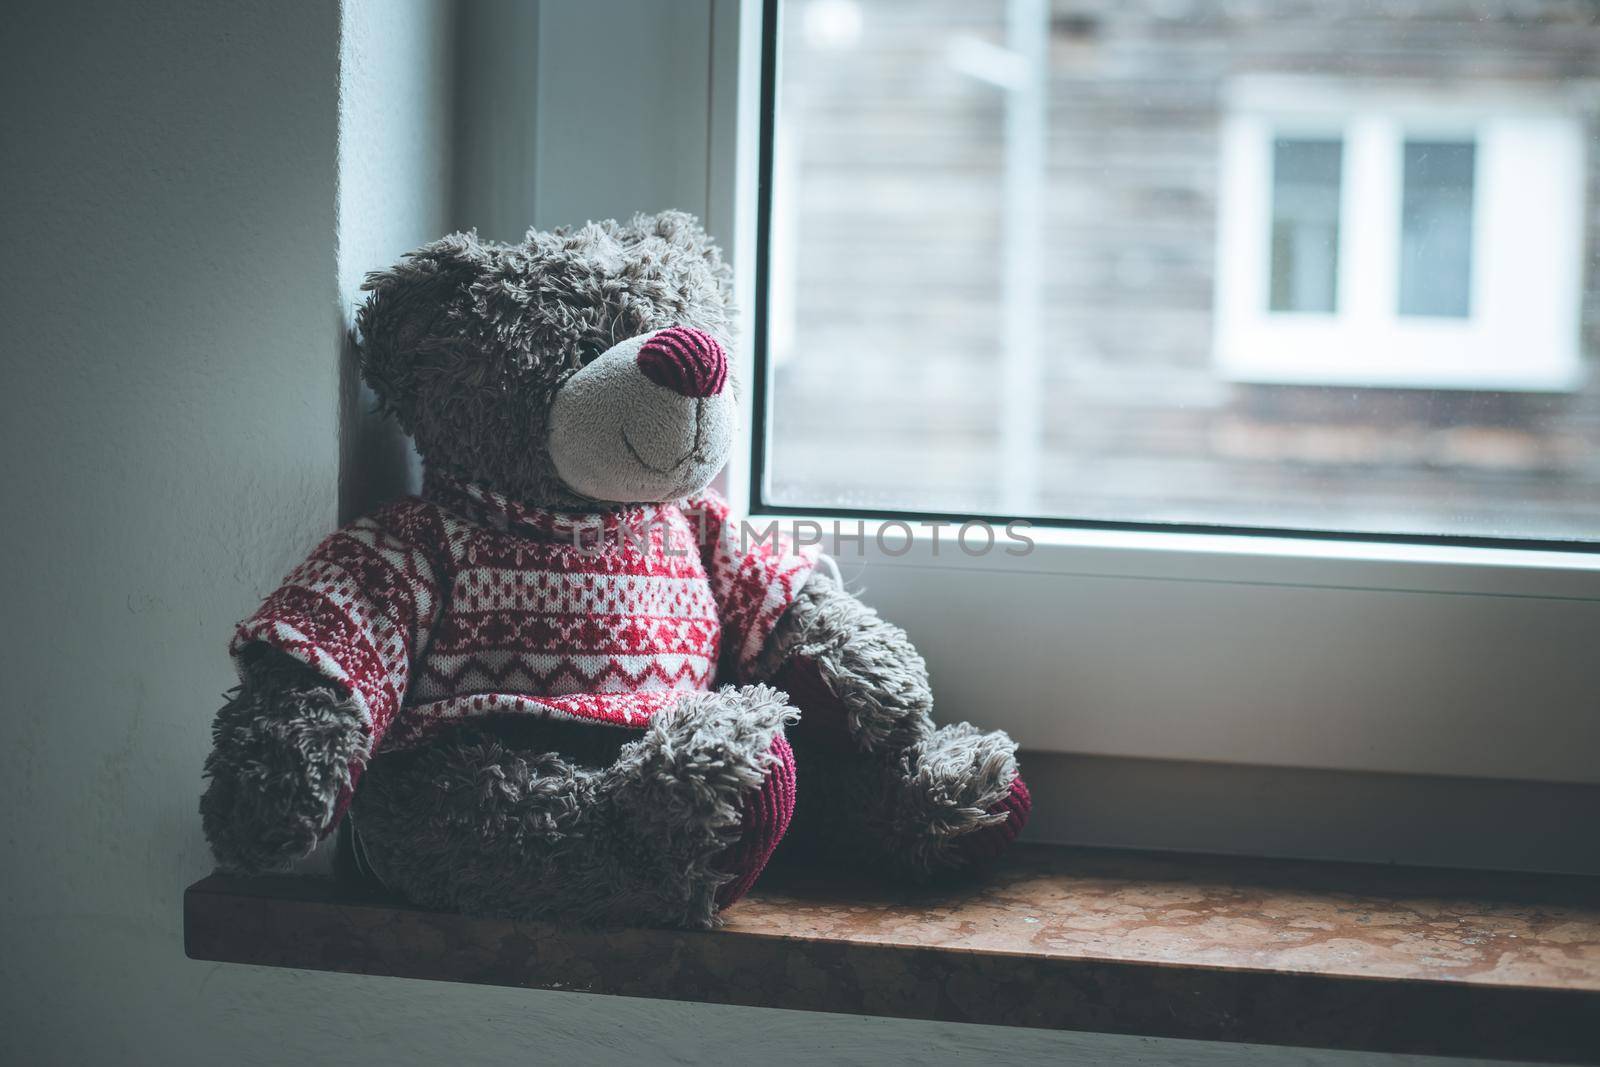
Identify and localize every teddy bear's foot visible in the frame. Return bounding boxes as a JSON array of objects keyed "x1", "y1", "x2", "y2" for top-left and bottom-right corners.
[
  {"x1": 601, "y1": 684, "x2": 798, "y2": 922},
  {"x1": 349, "y1": 685, "x2": 797, "y2": 928},
  {"x1": 784, "y1": 721, "x2": 1028, "y2": 881}
]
